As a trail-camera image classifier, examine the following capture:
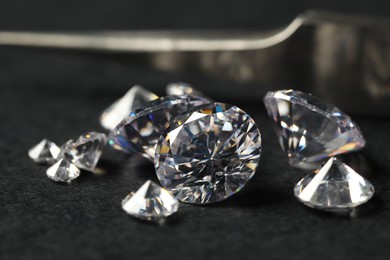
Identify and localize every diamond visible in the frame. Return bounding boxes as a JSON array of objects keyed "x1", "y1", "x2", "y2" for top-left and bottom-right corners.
[
  {"x1": 28, "y1": 139, "x2": 60, "y2": 164},
  {"x1": 166, "y1": 82, "x2": 204, "y2": 97},
  {"x1": 294, "y1": 157, "x2": 374, "y2": 211},
  {"x1": 155, "y1": 102, "x2": 262, "y2": 204},
  {"x1": 109, "y1": 95, "x2": 211, "y2": 161},
  {"x1": 100, "y1": 85, "x2": 159, "y2": 130},
  {"x1": 59, "y1": 132, "x2": 107, "y2": 171},
  {"x1": 122, "y1": 180, "x2": 179, "y2": 221},
  {"x1": 264, "y1": 89, "x2": 366, "y2": 170},
  {"x1": 46, "y1": 158, "x2": 80, "y2": 183}
]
